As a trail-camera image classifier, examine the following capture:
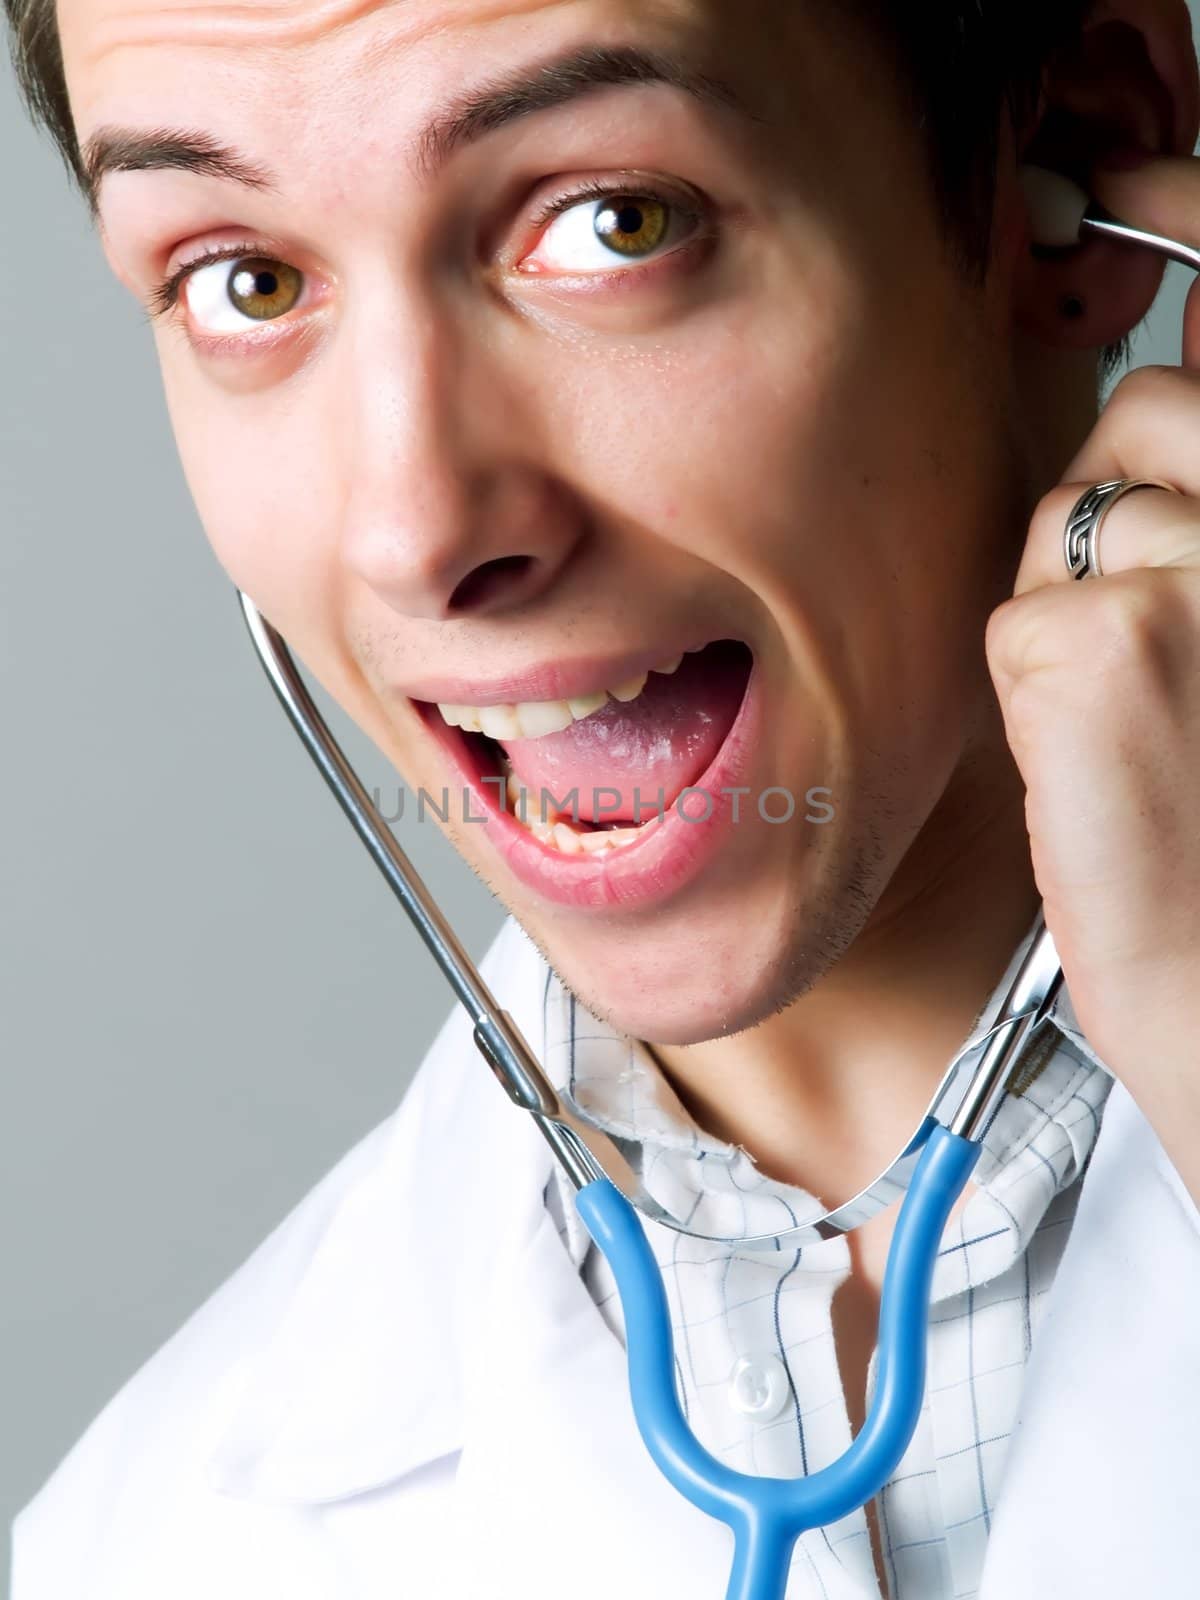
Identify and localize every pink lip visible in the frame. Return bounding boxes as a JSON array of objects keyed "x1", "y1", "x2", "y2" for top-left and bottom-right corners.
[
  {"x1": 401, "y1": 635, "x2": 715, "y2": 709},
  {"x1": 414, "y1": 654, "x2": 762, "y2": 912}
]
